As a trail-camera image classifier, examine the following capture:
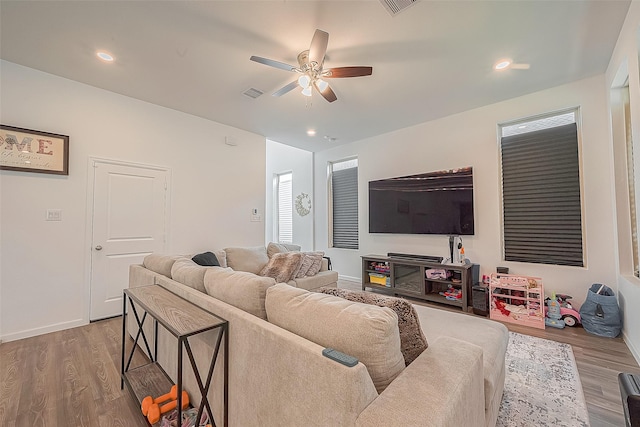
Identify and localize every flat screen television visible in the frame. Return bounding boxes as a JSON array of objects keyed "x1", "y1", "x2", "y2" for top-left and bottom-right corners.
[{"x1": 369, "y1": 167, "x2": 474, "y2": 235}]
